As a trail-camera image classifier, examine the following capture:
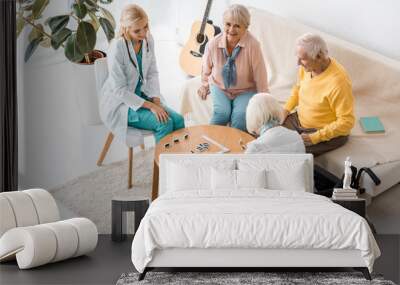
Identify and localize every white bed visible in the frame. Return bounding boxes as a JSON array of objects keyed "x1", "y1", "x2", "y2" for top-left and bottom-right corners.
[{"x1": 131, "y1": 154, "x2": 380, "y2": 280}]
